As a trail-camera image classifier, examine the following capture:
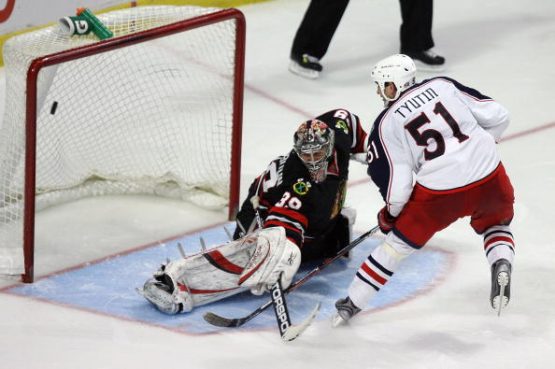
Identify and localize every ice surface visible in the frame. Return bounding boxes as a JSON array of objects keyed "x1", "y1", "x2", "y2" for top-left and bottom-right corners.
[{"x1": 0, "y1": 0, "x2": 554, "y2": 368}]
